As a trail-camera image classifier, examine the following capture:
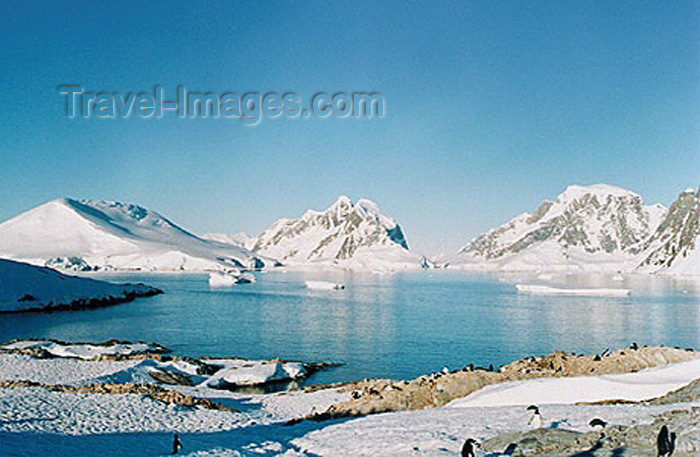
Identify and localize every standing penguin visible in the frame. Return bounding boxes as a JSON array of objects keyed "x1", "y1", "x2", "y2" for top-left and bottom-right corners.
[
  {"x1": 589, "y1": 418, "x2": 607, "y2": 430},
  {"x1": 461, "y1": 438, "x2": 479, "y2": 457},
  {"x1": 656, "y1": 425, "x2": 676, "y2": 456},
  {"x1": 526, "y1": 405, "x2": 542, "y2": 429},
  {"x1": 172, "y1": 432, "x2": 183, "y2": 455}
]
